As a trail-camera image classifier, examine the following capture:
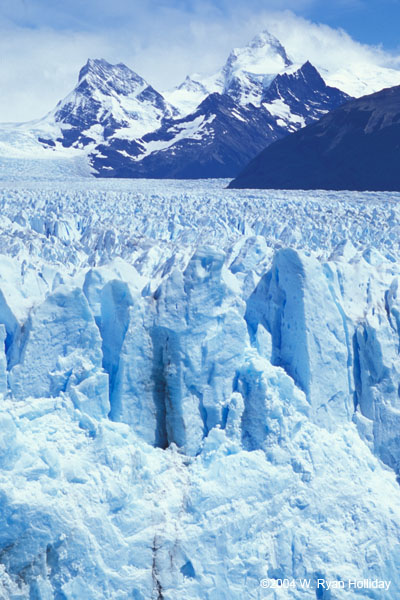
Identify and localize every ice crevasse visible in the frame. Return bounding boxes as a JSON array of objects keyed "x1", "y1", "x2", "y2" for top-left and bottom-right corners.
[{"x1": 0, "y1": 183, "x2": 400, "y2": 598}]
